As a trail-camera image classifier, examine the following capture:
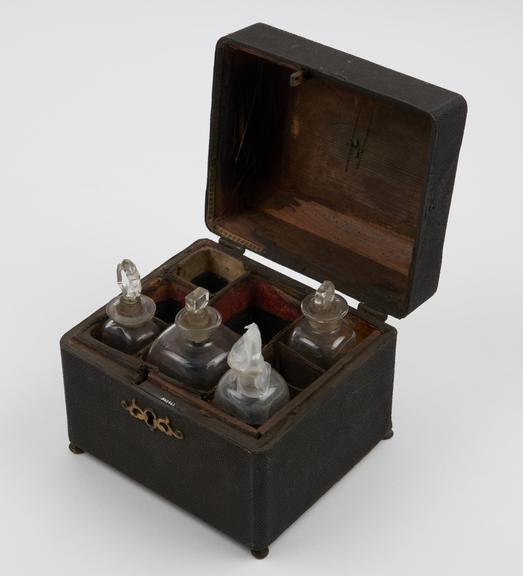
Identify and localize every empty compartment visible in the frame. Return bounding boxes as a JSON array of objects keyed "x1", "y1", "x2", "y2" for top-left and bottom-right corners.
[
  {"x1": 175, "y1": 247, "x2": 246, "y2": 293},
  {"x1": 264, "y1": 342, "x2": 324, "y2": 399},
  {"x1": 212, "y1": 275, "x2": 301, "y2": 344},
  {"x1": 143, "y1": 280, "x2": 192, "y2": 324}
]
